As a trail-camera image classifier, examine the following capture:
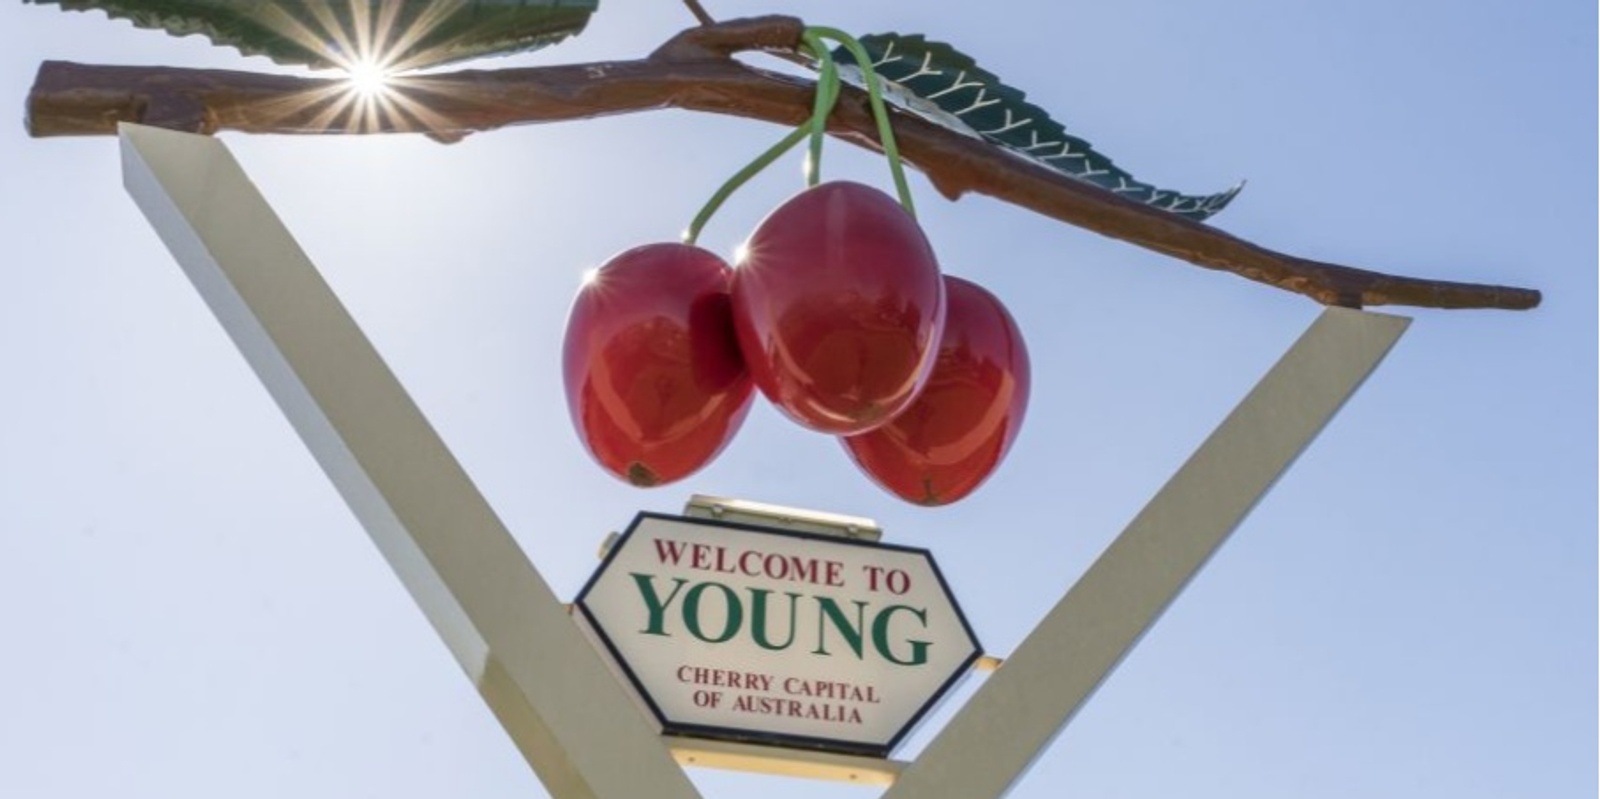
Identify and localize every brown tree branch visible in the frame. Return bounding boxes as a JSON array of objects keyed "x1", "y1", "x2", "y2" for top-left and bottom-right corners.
[{"x1": 24, "y1": 15, "x2": 1539, "y2": 311}]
